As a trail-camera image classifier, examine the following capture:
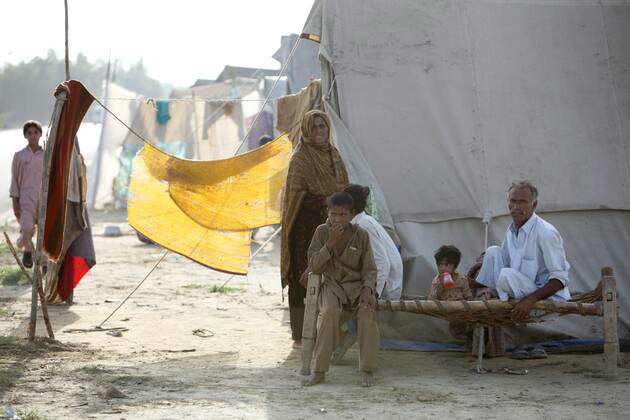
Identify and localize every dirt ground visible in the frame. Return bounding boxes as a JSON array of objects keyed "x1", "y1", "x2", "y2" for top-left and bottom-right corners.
[{"x1": 1, "y1": 210, "x2": 629, "y2": 420}]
